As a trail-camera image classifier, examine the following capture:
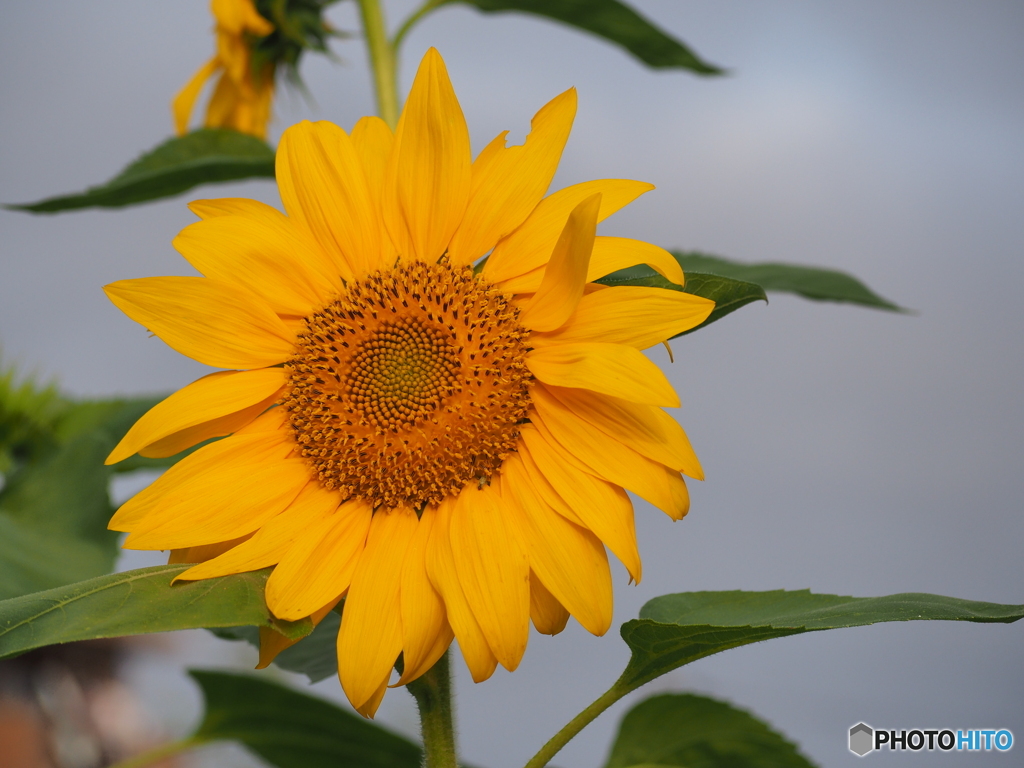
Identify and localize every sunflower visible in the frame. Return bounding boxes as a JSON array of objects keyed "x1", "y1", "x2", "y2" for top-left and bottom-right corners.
[
  {"x1": 106, "y1": 48, "x2": 713, "y2": 717},
  {"x1": 173, "y1": 0, "x2": 276, "y2": 139}
]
